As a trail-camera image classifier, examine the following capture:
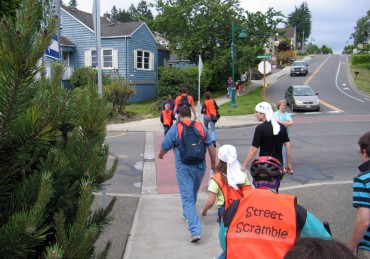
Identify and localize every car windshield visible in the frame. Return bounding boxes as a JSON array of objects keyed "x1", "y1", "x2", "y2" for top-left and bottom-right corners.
[
  {"x1": 293, "y1": 62, "x2": 306, "y2": 66},
  {"x1": 293, "y1": 87, "x2": 315, "y2": 96}
]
